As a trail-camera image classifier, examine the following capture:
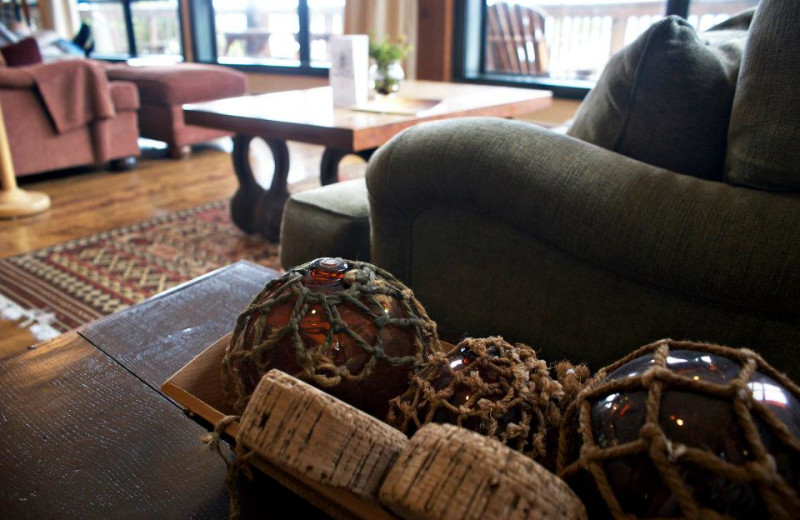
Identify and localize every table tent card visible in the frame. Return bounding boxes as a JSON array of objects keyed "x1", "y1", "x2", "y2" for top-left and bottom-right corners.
[{"x1": 329, "y1": 35, "x2": 369, "y2": 108}]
